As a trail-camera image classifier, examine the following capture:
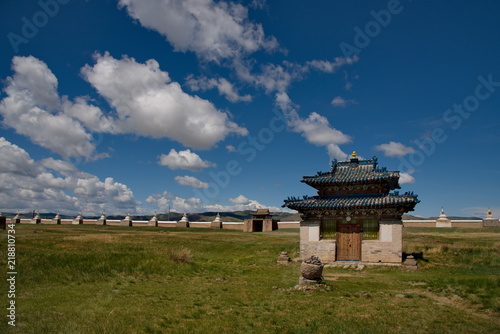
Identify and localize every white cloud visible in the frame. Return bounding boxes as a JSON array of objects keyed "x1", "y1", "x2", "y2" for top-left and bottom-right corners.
[
  {"x1": 117, "y1": 0, "x2": 359, "y2": 161},
  {"x1": 213, "y1": 195, "x2": 286, "y2": 212},
  {"x1": 0, "y1": 56, "x2": 98, "y2": 159},
  {"x1": 375, "y1": 141, "x2": 415, "y2": 157},
  {"x1": 81, "y1": 52, "x2": 248, "y2": 149},
  {"x1": 172, "y1": 196, "x2": 204, "y2": 213},
  {"x1": 327, "y1": 144, "x2": 349, "y2": 161},
  {"x1": 175, "y1": 175, "x2": 209, "y2": 188},
  {"x1": 226, "y1": 145, "x2": 237, "y2": 152},
  {"x1": 0, "y1": 137, "x2": 42, "y2": 177},
  {"x1": 159, "y1": 149, "x2": 216, "y2": 171},
  {"x1": 331, "y1": 96, "x2": 358, "y2": 108},
  {"x1": 62, "y1": 96, "x2": 117, "y2": 133},
  {"x1": 291, "y1": 112, "x2": 351, "y2": 147},
  {"x1": 306, "y1": 55, "x2": 359, "y2": 73},
  {"x1": 399, "y1": 171, "x2": 416, "y2": 184},
  {"x1": 39, "y1": 157, "x2": 76, "y2": 173},
  {"x1": 186, "y1": 75, "x2": 252, "y2": 103},
  {"x1": 145, "y1": 191, "x2": 173, "y2": 213},
  {"x1": 0, "y1": 138, "x2": 139, "y2": 215},
  {"x1": 145, "y1": 191, "x2": 288, "y2": 214},
  {"x1": 118, "y1": 0, "x2": 279, "y2": 63},
  {"x1": 234, "y1": 59, "x2": 356, "y2": 160},
  {"x1": 228, "y1": 194, "x2": 251, "y2": 205}
]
